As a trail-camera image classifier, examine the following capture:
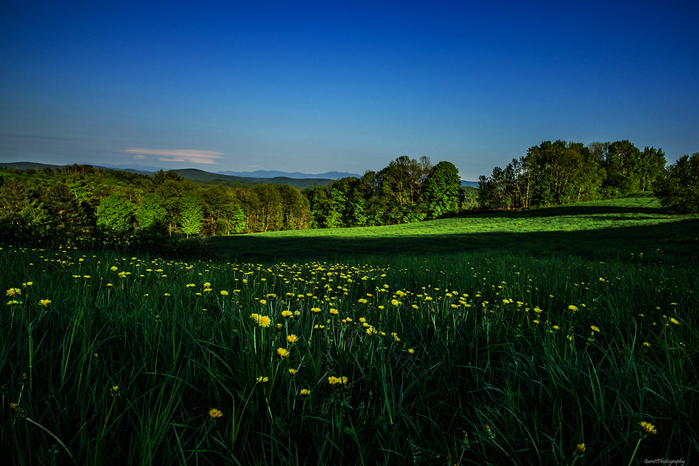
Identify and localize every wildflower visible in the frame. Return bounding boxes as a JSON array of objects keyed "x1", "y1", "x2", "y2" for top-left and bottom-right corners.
[
  {"x1": 391, "y1": 299, "x2": 400, "y2": 306},
  {"x1": 256, "y1": 376, "x2": 269, "y2": 383},
  {"x1": 590, "y1": 326, "x2": 600, "y2": 333},
  {"x1": 110, "y1": 266, "x2": 118, "y2": 271},
  {"x1": 186, "y1": 283, "x2": 195, "y2": 288},
  {"x1": 643, "y1": 342, "x2": 651, "y2": 348},
  {"x1": 209, "y1": 408, "x2": 223, "y2": 419},
  {"x1": 39, "y1": 299, "x2": 51, "y2": 306},
  {"x1": 574, "y1": 443, "x2": 586, "y2": 456},
  {"x1": 366, "y1": 327, "x2": 376, "y2": 335},
  {"x1": 204, "y1": 282, "x2": 211, "y2": 288},
  {"x1": 289, "y1": 368, "x2": 297, "y2": 376},
  {"x1": 391, "y1": 332, "x2": 400, "y2": 342},
  {"x1": 534, "y1": 307, "x2": 542, "y2": 313},
  {"x1": 329, "y1": 308, "x2": 339, "y2": 315},
  {"x1": 358, "y1": 299, "x2": 367, "y2": 304},
  {"x1": 111, "y1": 386, "x2": 120, "y2": 397},
  {"x1": 6, "y1": 288, "x2": 21, "y2": 297},
  {"x1": 287, "y1": 334, "x2": 298, "y2": 344},
  {"x1": 258, "y1": 316, "x2": 271, "y2": 328},
  {"x1": 282, "y1": 310, "x2": 293, "y2": 318},
  {"x1": 670, "y1": 317, "x2": 680, "y2": 326},
  {"x1": 311, "y1": 307, "x2": 321, "y2": 313},
  {"x1": 220, "y1": 290, "x2": 229, "y2": 296},
  {"x1": 568, "y1": 305, "x2": 578, "y2": 312},
  {"x1": 277, "y1": 348, "x2": 290, "y2": 358},
  {"x1": 300, "y1": 389, "x2": 310, "y2": 396},
  {"x1": 640, "y1": 421, "x2": 657, "y2": 435},
  {"x1": 408, "y1": 348, "x2": 415, "y2": 355},
  {"x1": 259, "y1": 299, "x2": 267, "y2": 305}
]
